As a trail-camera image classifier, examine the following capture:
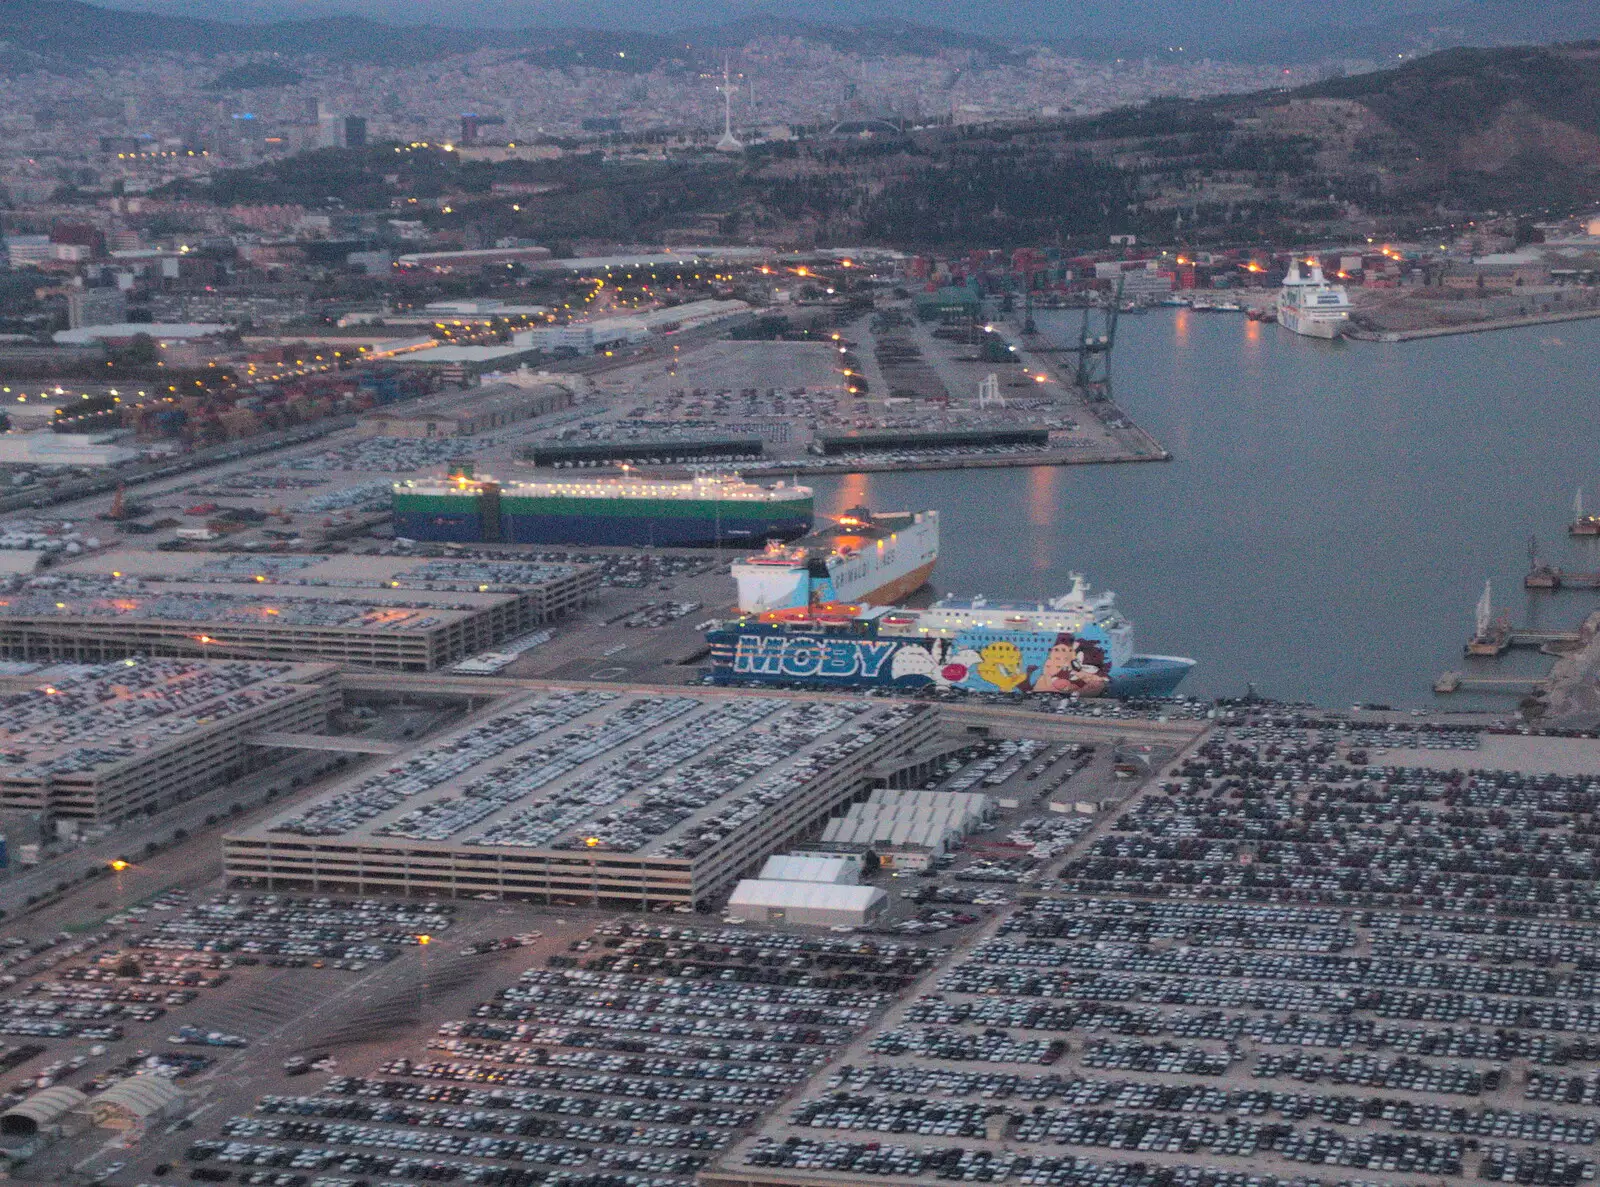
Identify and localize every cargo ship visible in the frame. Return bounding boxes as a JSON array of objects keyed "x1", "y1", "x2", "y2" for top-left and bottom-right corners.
[
  {"x1": 391, "y1": 472, "x2": 813, "y2": 547},
  {"x1": 730, "y1": 506, "x2": 939, "y2": 612},
  {"x1": 707, "y1": 575, "x2": 1194, "y2": 698}
]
